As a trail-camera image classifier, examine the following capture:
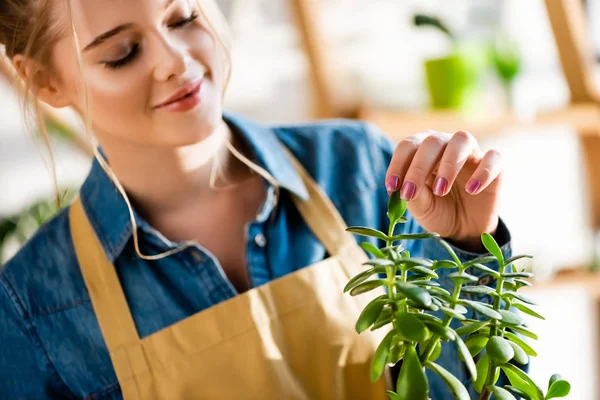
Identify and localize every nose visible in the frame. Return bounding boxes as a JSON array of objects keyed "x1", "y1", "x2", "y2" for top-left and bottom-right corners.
[{"x1": 152, "y1": 33, "x2": 189, "y2": 82}]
